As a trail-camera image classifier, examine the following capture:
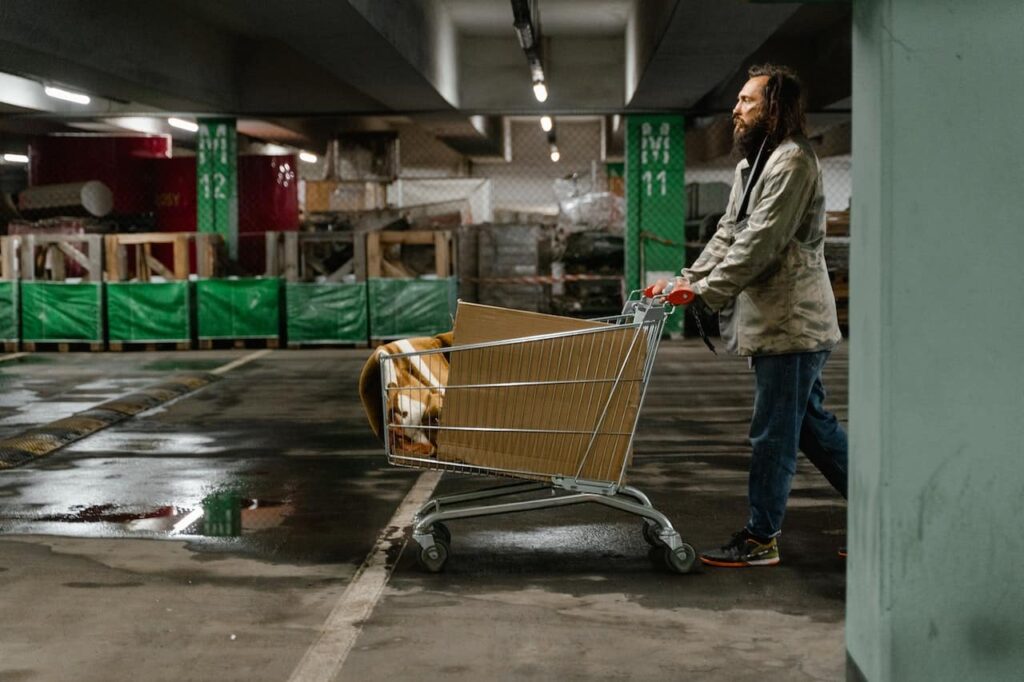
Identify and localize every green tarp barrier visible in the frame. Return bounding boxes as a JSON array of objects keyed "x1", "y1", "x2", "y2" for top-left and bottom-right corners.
[
  {"x1": 196, "y1": 278, "x2": 280, "y2": 339},
  {"x1": 0, "y1": 281, "x2": 17, "y2": 342},
  {"x1": 286, "y1": 282, "x2": 367, "y2": 344},
  {"x1": 21, "y1": 282, "x2": 103, "y2": 342},
  {"x1": 107, "y1": 281, "x2": 191, "y2": 343},
  {"x1": 368, "y1": 277, "x2": 456, "y2": 339}
]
